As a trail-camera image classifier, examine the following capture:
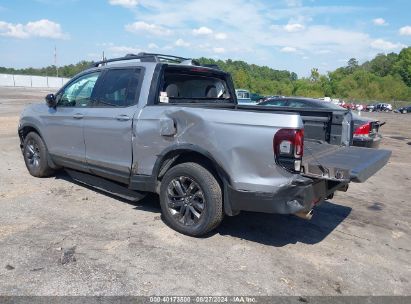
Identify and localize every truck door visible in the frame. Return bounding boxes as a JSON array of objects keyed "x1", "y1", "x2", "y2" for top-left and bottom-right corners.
[
  {"x1": 83, "y1": 68, "x2": 143, "y2": 184},
  {"x1": 43, "y1": 71, "x2": 101, "y2": 171}
]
